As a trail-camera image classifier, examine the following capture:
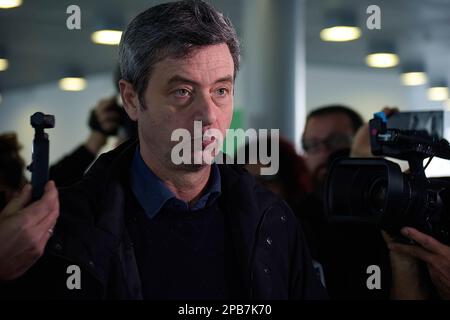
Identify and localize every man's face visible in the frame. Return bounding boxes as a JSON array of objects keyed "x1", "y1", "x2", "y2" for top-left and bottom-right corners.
[
  {"x1": 302, "y1": 113, "x2": 355, "y2": 184},
  {"x1": 128, "y1": 43, "x2": 235, "y2": 171}
]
